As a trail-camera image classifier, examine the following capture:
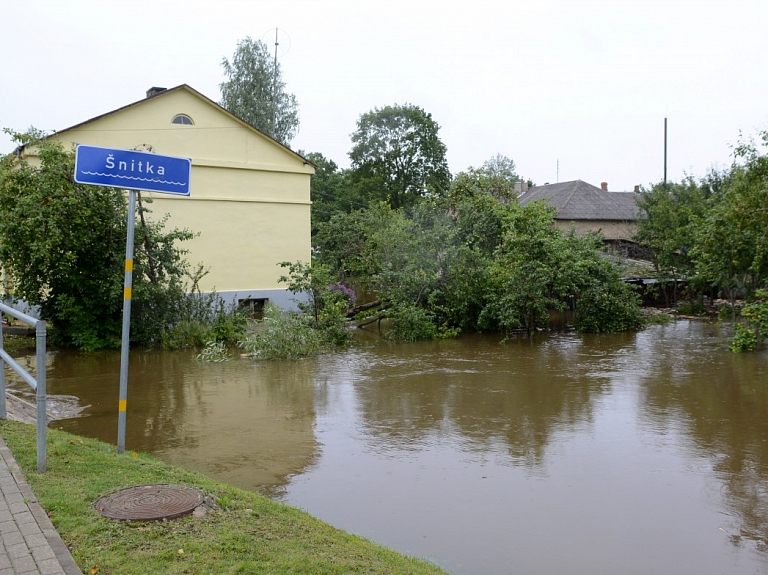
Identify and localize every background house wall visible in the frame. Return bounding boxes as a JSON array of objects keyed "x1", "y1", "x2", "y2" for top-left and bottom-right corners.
[
  {"x1": 45, "y1": 85, "x2": 313, "y2": 309},
  {"x1": 552, "y1": 219, "x2": 638, "y2": 242}
]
